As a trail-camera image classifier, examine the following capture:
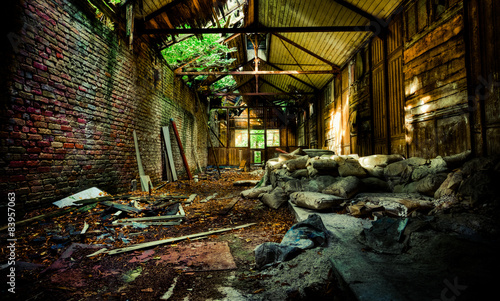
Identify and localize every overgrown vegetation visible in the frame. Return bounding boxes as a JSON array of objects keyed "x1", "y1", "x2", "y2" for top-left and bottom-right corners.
[{"x1": 161, "y1": 32, "x2": 237, "y2": 92}]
